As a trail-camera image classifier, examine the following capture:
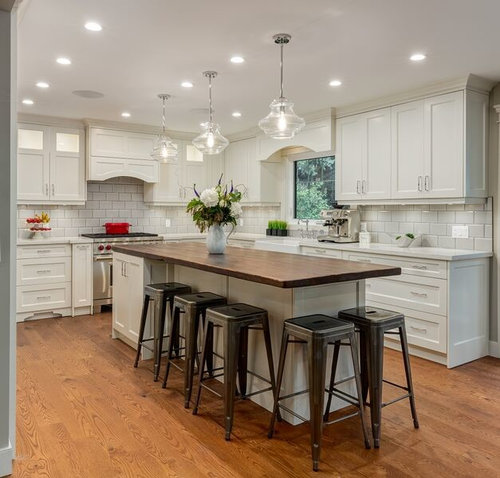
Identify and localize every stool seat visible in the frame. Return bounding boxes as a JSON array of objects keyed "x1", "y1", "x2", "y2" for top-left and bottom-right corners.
[
  {"x1": 206, "y1": 303, "x2": 267, "y2": 321},
  {"x1": 339, "y1": 307, "x2": 403, "y2": 328},
  {"x1": 145, "y1": 282, "x2": 192, "y2": 295},
  {"x1": 285, "y1": 314, "x2": 354, "y2": 334},
  {"x1": 174, "y1": 292, "x2": 227, "y2": 307}
]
